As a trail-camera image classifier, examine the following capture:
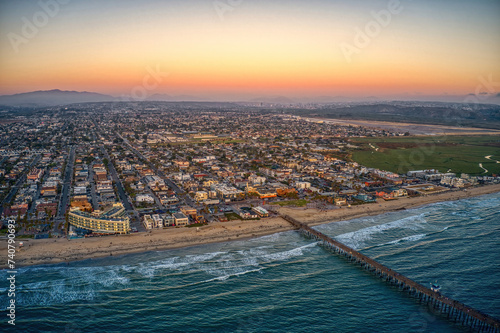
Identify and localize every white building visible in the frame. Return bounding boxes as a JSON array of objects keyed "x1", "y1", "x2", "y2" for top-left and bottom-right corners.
[
  {"x1": 173, "y1": 173, "x2": 191, "y2": 181},
  {"x1": 211, "y1": 184, "x2": 244, "y2": 202},
  {"x1": 136, "y1": 194, "x2": 155, "y2": 203},
  {"x1": 152, "y1": 214, "x2": 163, "y2": 228},
  {"x1": 252, "y1": 206, "x2": 269, "y2": 217},
  {"x1": 248, "y1": 175, "x2": 266, "y2": 185},
  {"x1": 194, "y1": 191, "x2": 209, "y2": 202},
  {"x1": 173, "y1": 212, "x2": 189, "y2": 226},
  {"x1": 143, "y1": 175, "x2": 165, "y2": 188},
  {"x1": 440, "y1": 176, "x2": 467, "y2": 188},
  {"x1": 143, "y1": 215, "x2": 154, "y2": 229},
  {"x1": 295, "y1": 181, "x2": 311, "y2": 189},
  {"x1": 74, "y1": 186, "x2": 87, "y2": 195}
]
